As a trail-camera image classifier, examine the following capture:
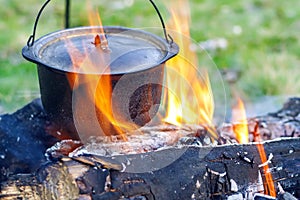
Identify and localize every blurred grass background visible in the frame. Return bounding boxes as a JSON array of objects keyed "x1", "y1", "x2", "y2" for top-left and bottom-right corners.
[{"x1": 0, "y1": 0, "x2": 299, "y2": 114}]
